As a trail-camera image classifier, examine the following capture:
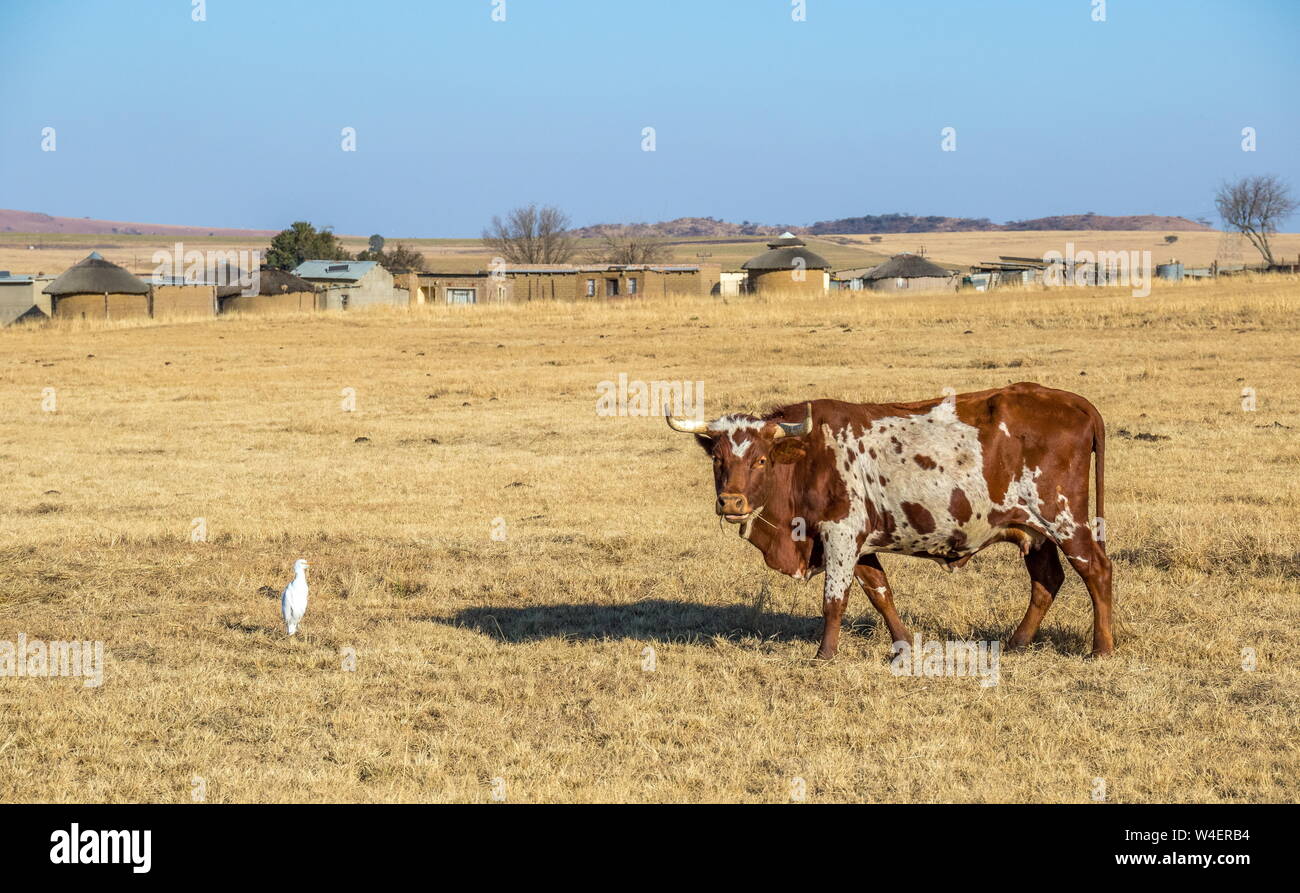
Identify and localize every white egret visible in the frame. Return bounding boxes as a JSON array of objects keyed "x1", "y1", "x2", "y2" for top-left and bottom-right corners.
[{"x1": 281, "y1": 559, "x2": 309, "y2": 636}]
